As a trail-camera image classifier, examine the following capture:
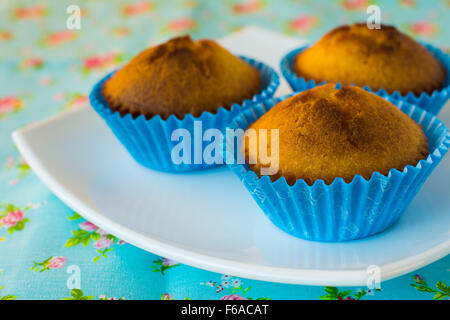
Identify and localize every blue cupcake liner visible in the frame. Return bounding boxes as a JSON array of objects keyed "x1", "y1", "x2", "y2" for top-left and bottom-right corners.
[
  {"x1": 280, "y1": 42, "x2": 450, "y2": 115},
  {"x1": 89, "y1": 56, "x2": 280, "y2": 172},
  {"x1": 225, "y1": 94, "x2": 450, "y2": 242}
]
